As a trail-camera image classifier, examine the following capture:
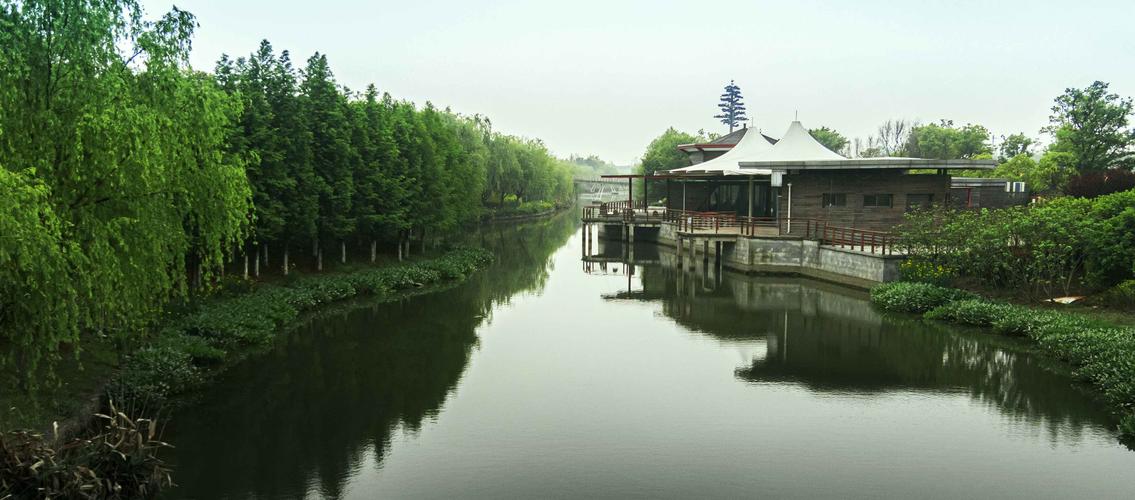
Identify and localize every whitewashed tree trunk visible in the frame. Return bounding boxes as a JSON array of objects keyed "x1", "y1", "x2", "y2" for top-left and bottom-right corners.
[
  {"x1": 243, "y1": 252, "x2": 249, "y2": 279},
  {"x1": 371, "y1": 240, "x2": 377, "y2": 263},
  {"x1": 317, "y1": 247, "x2": 323, "y2": 272},
  {"x1": 283, "y1": 247, "x2": 290, "y2": 276},
  {"x1": 254, "y1": 250, "x2": 260, "y2": 278},
  {"x1": 397, "y1": 239, "x2": 403, "y2": 261},
  {"x1": 341, "y1": 240, "x2": 346, "y2": 264}
]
